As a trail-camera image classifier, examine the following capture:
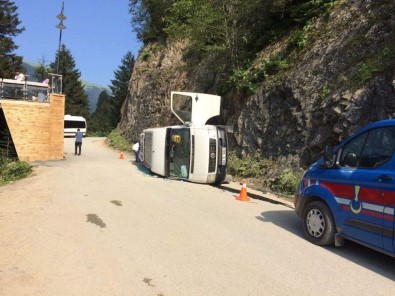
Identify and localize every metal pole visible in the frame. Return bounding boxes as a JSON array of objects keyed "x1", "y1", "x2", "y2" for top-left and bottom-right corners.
[
  {"x1": 56, "y1": 1, "x2": 66, "y2": 75},
  {"x1": 56, "y1": 28, "x2": 62, "y2": 74}
]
